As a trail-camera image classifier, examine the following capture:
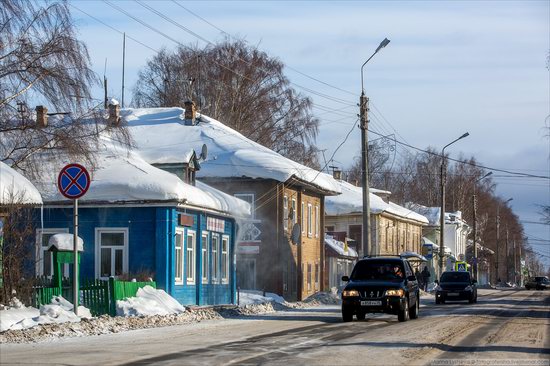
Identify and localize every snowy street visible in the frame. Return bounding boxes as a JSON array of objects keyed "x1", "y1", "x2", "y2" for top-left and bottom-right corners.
[{"x1": 1, "y1": 289, "x2": 548, "y2": 365}]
